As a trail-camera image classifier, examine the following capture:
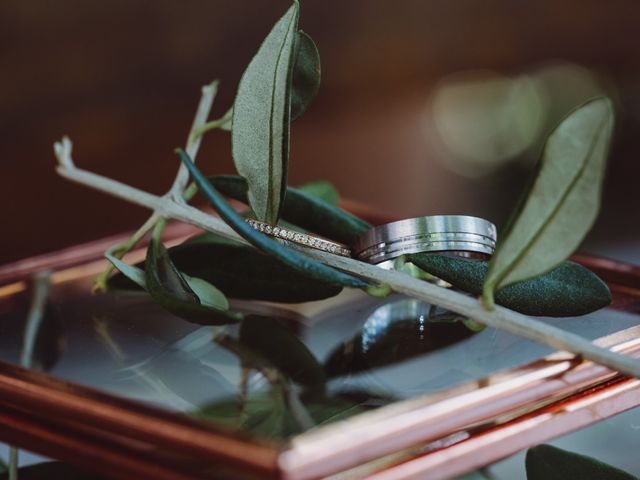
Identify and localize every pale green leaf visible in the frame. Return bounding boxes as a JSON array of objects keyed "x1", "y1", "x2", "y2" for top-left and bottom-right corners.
[
  {"x1": 181, "y1": 273, "x2": 230, "y2": 311},
  {"x1": 105, "y1": 251, "x2": 147, "y2": 289},
  {"x1": 483, "y1": 97, "x2": 614, "y2": 306},
  {"x1": 231, "y1": 2, "x2": 300, "y2": 224}
]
